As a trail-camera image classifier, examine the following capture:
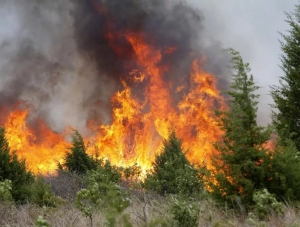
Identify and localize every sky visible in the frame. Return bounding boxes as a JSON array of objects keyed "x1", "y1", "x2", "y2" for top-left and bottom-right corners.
[{"x1": 189, "y1": 0, "x2": 297, "y2": 125}]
